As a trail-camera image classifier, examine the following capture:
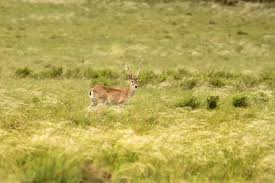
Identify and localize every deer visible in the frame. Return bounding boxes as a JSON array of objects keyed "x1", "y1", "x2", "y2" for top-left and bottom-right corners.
[{"x1": 89, "y1": 66, "x2": 140, "y2": 106}]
